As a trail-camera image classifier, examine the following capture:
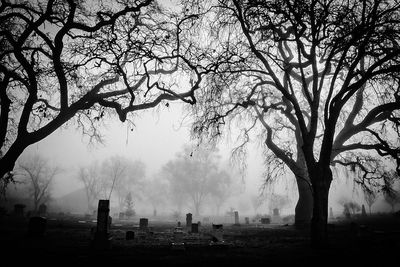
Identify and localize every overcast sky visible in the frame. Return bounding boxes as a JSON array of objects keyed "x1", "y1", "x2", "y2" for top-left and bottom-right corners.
[
  {"x1": 16, "y1": 99, "x2": 393, "y2": 215},
  {"x1": 21, "y1": 102, "x2": 264, "y2": 195}
]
